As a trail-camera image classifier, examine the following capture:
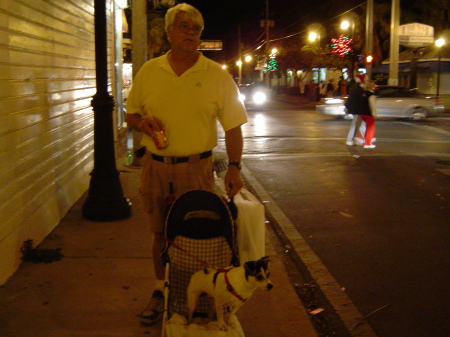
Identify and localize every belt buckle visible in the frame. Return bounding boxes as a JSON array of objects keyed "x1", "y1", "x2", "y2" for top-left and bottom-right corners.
[
  {"x1": 163, "y1": 156, "x2": 177, "y2": 164},
  {"x1": 188, "y1": 154, "x2": 201, "y2": 163}
]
